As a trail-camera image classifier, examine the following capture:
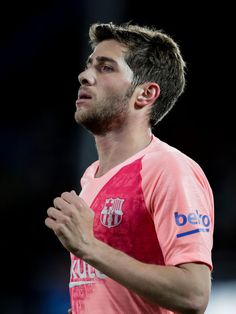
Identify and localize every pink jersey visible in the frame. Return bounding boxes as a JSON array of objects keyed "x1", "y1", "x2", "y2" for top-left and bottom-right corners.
[{"x1": 69, "y1": 135, "x2": 214, "y2": 313}]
